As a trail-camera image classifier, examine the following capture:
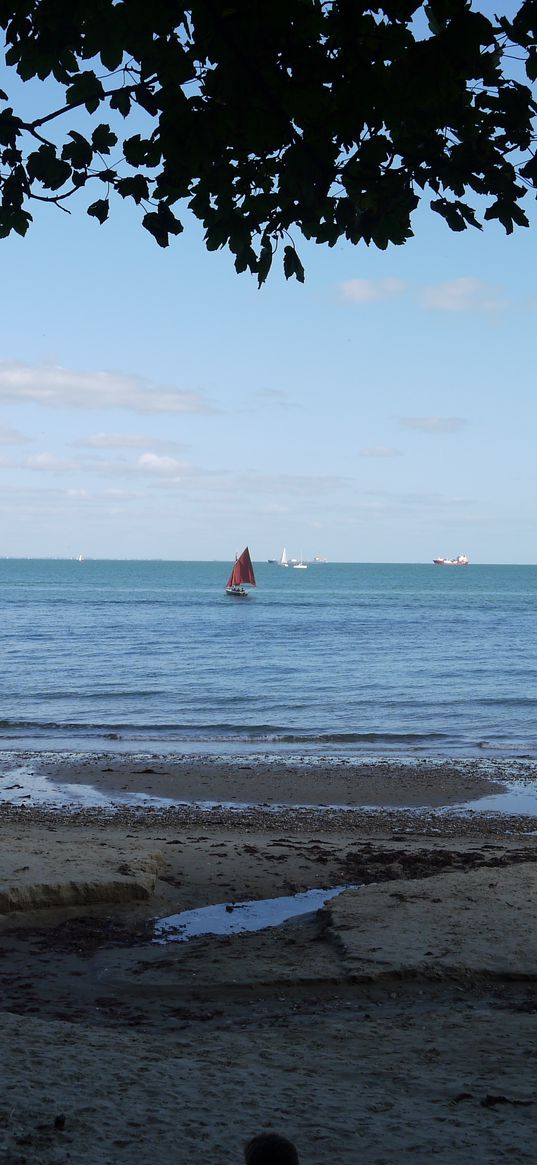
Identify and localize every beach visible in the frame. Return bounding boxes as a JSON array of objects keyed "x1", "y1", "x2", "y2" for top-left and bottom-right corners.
[{"x1": 1, "y1": 754, "x2": 537, "y2": 1165}]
